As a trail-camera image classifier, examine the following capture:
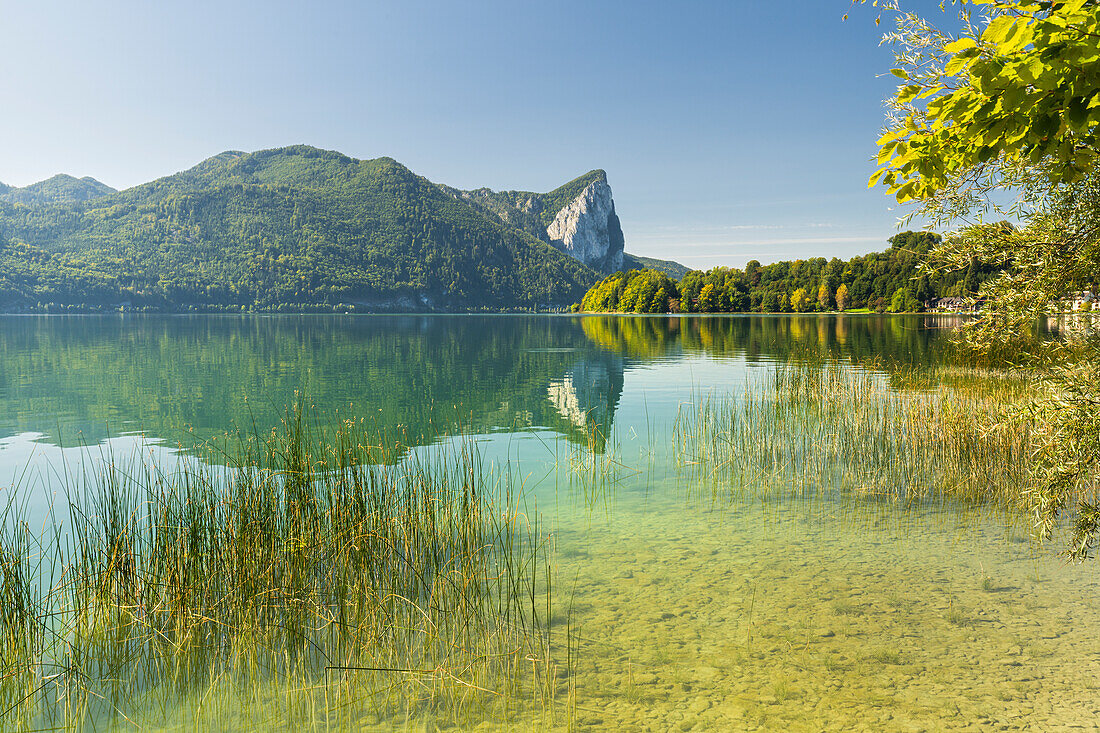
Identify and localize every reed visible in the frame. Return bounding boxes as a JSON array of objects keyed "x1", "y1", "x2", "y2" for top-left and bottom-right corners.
[
  {"x1": 565, "y1": 422, "x2": 635, "y2": 510},
  {"x1": 674, "y1": 361, "x2": 1033, "y2": 515},
  {"x1": 0, "y1": 406, "x2": 565, "y2": 730}
]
